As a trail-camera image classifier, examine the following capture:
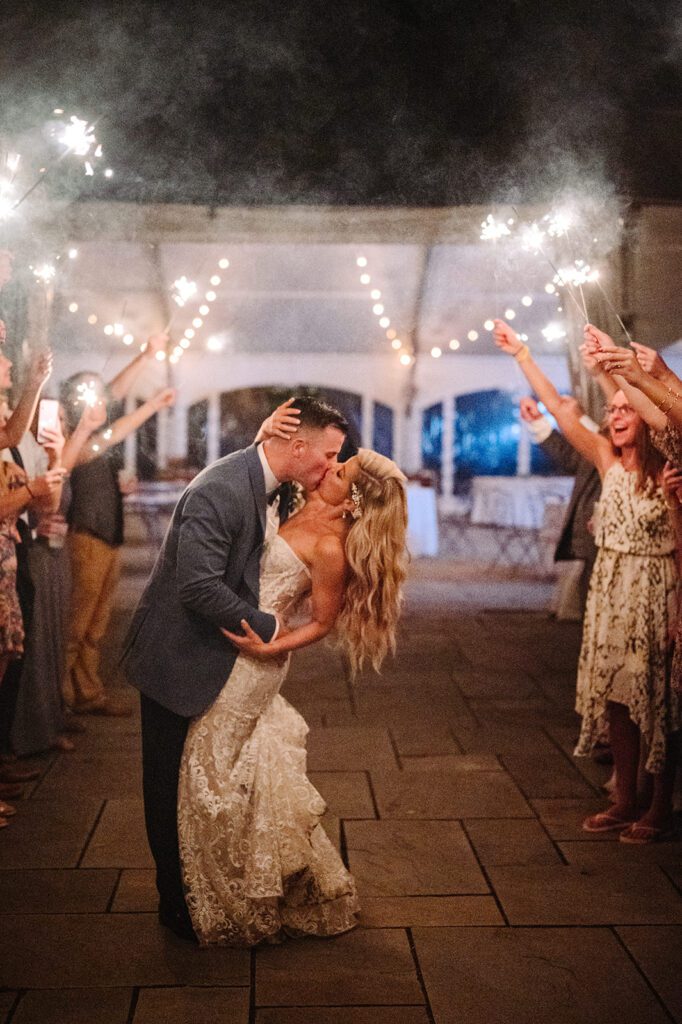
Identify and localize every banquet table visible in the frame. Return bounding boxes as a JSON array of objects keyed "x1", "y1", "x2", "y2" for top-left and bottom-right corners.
[
  {"x1": 470, "y1": 476, "x2": 574, "y2": 529},
  {"x1": 406, "y1": 484, "x2": 439, "y2": 557}
]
